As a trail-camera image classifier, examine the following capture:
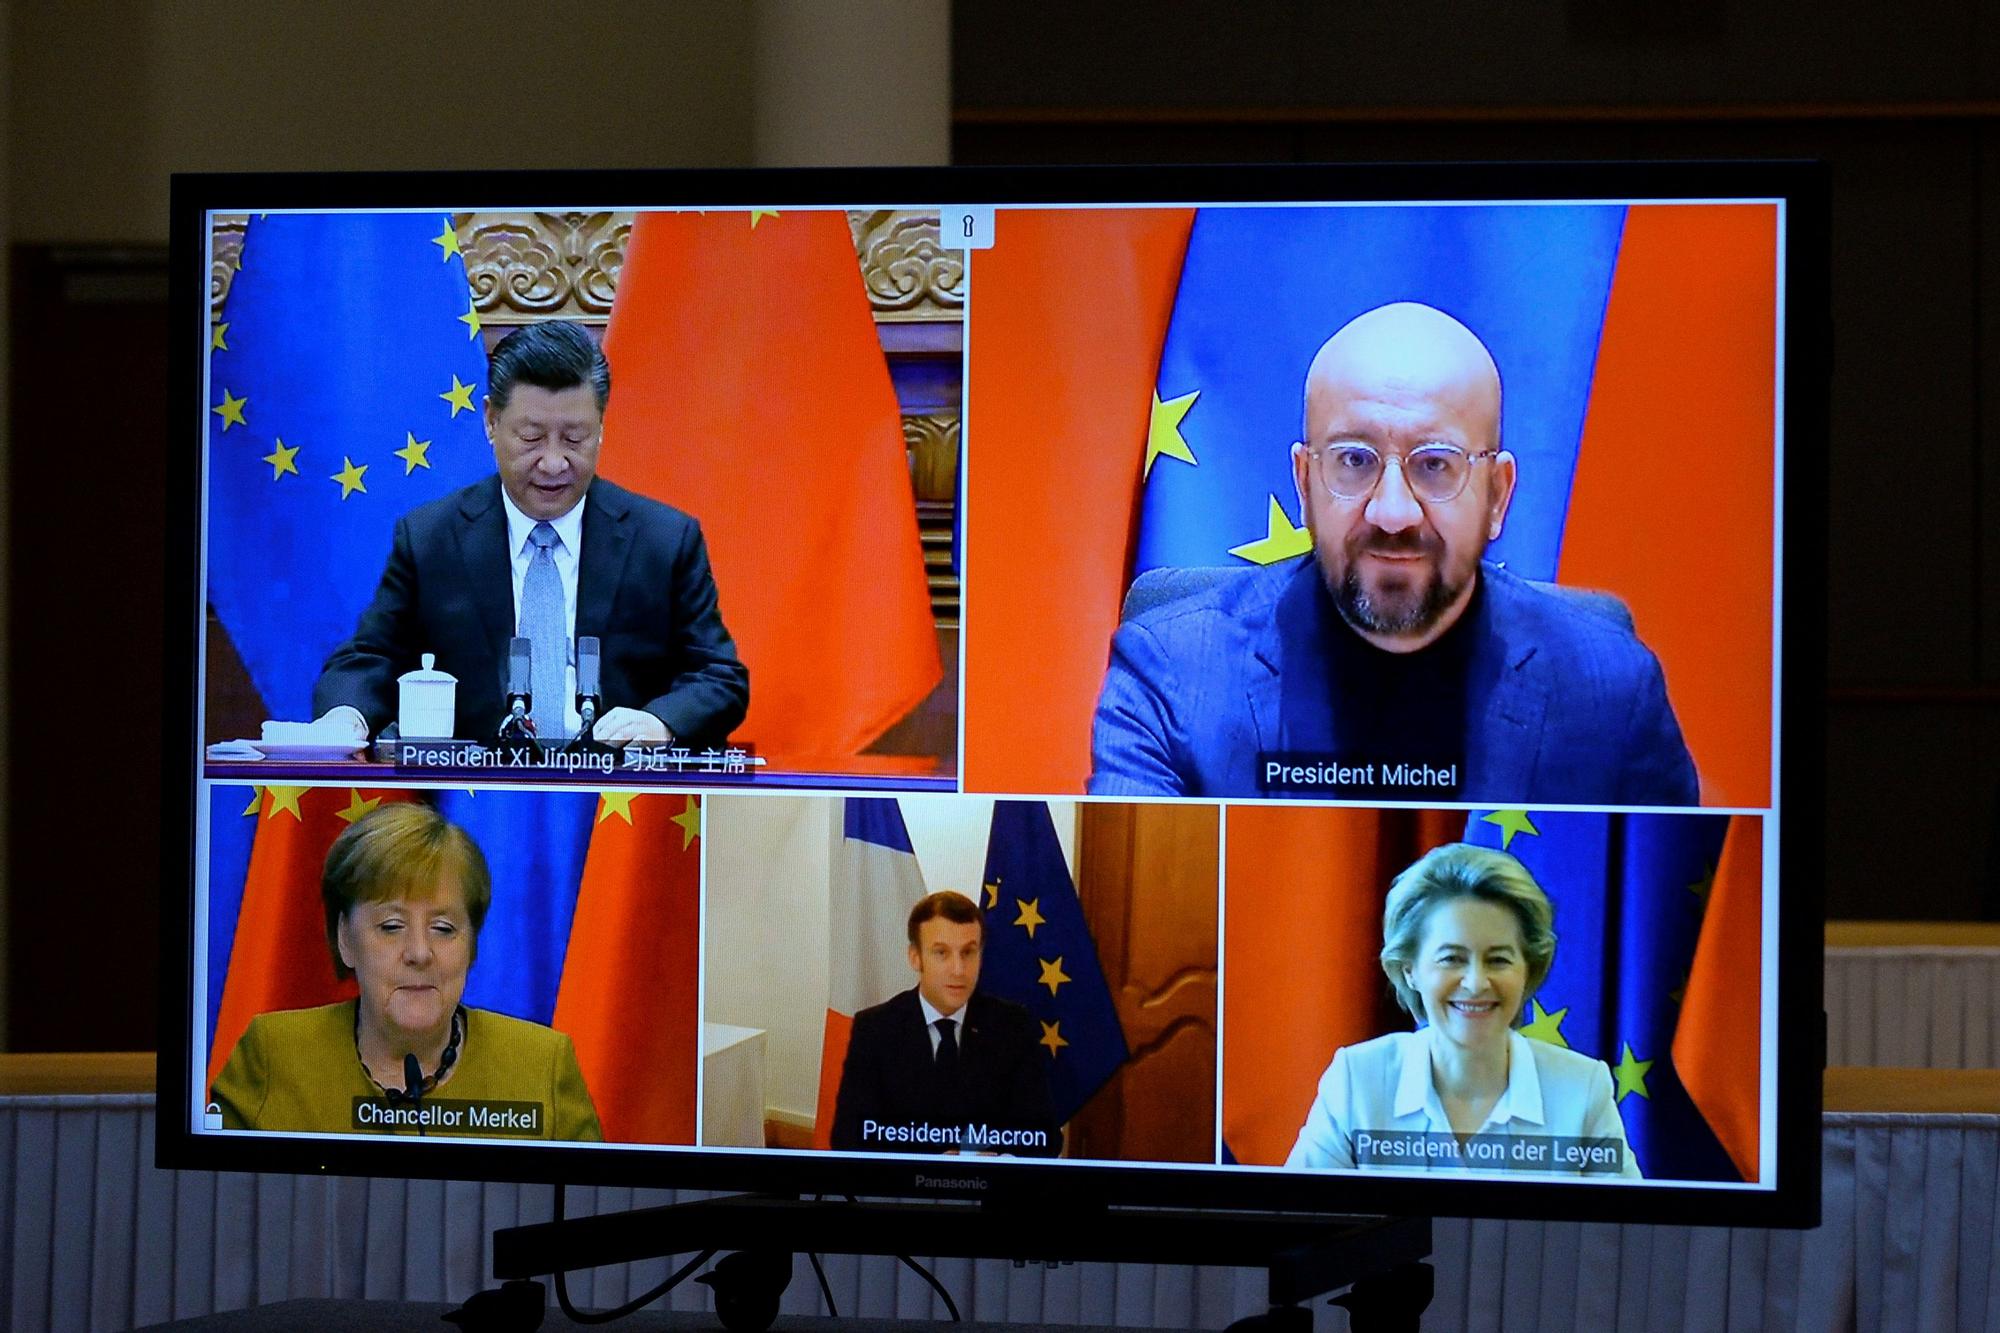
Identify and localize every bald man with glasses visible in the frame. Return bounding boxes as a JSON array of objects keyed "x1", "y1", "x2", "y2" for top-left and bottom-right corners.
[{"x1": 1088, "y1": 302, "x2": 1699, "y2": 805}]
